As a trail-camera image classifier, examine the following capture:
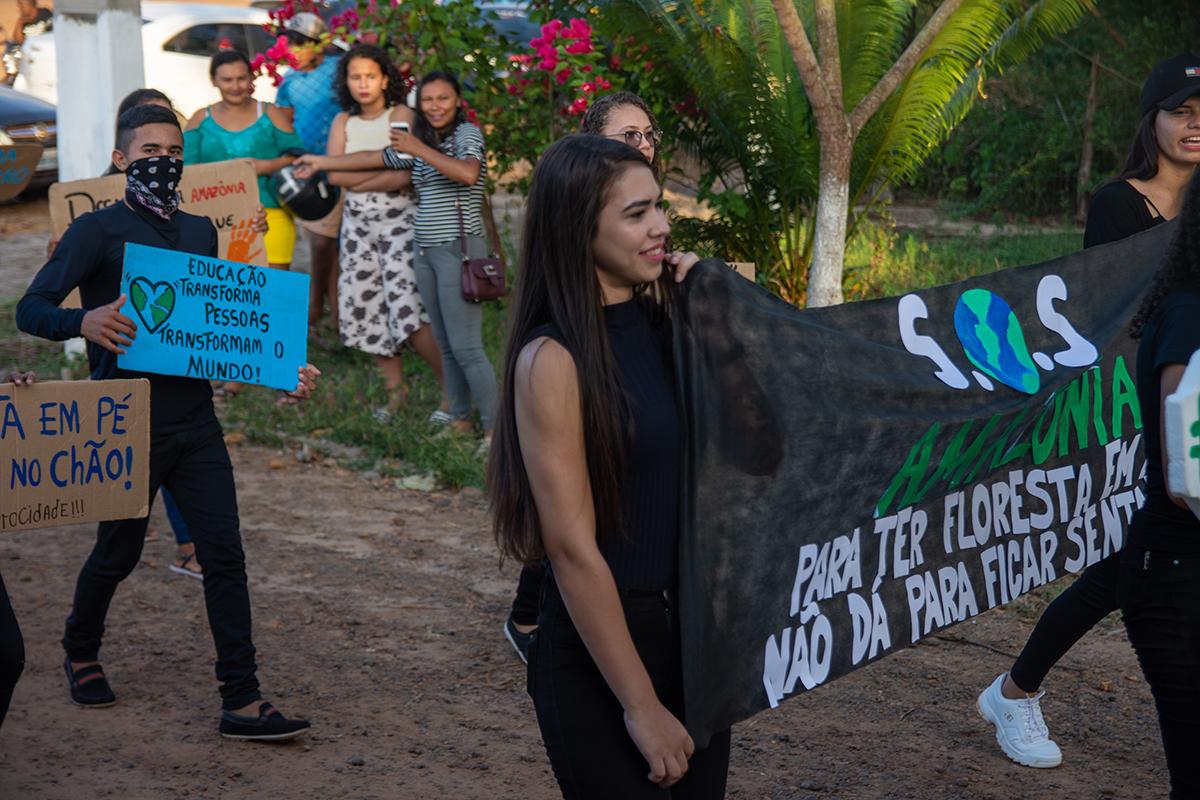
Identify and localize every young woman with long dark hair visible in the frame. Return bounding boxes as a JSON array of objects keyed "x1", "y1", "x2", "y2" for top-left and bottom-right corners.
[
  {"x1": 504, "y1": 90, "x2": 666, "y2": 662},
  {"x1": 324, "y1": 44, "x2": 445, "y2": 417},
  {"x1": 297, "y1": 71, "x2": 498, "y2": 444},
  {"x1": 1121, "y1": 168, "x2": 1200, "y2": 798},
  {"x1": 489, "y1": 134, "x2": 726, "y2": 799},
  {"x1": 977, "y1": 53, "x2": 1200, "y2": 769}
]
